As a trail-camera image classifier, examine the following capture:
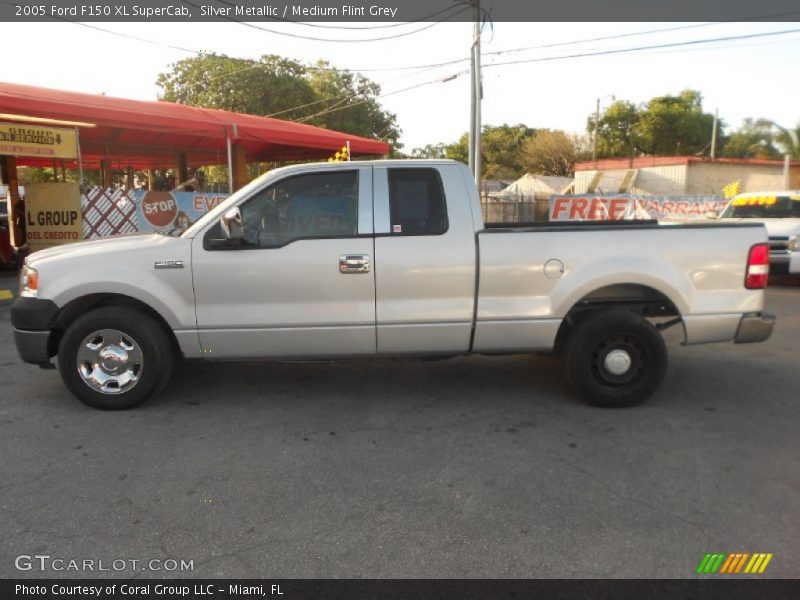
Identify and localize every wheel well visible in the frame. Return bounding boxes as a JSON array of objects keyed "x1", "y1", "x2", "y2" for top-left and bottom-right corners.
[
  {"x1": 48, "y1": 293, "x2": 181, "y2": 358},
  {"x1": 554, "y1": 284, "x2": 681, "y2": 350}
]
